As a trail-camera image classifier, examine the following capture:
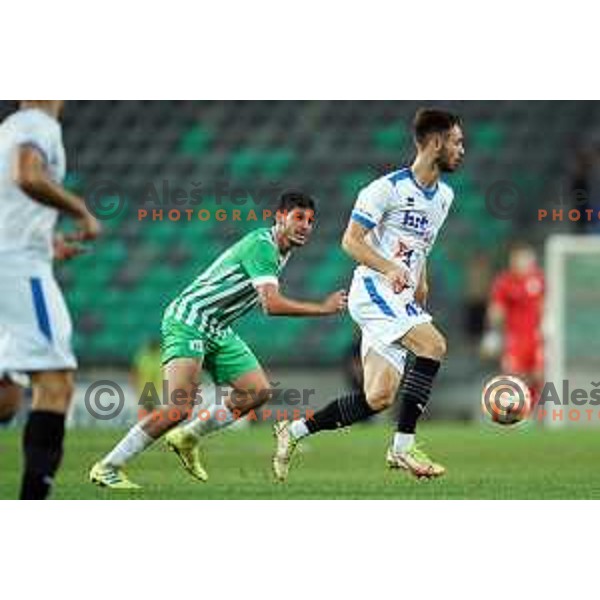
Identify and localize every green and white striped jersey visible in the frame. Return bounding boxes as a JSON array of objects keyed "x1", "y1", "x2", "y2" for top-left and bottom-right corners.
[{"x1": 163, "y1": 227, "x2": 289, "y2": 334}]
